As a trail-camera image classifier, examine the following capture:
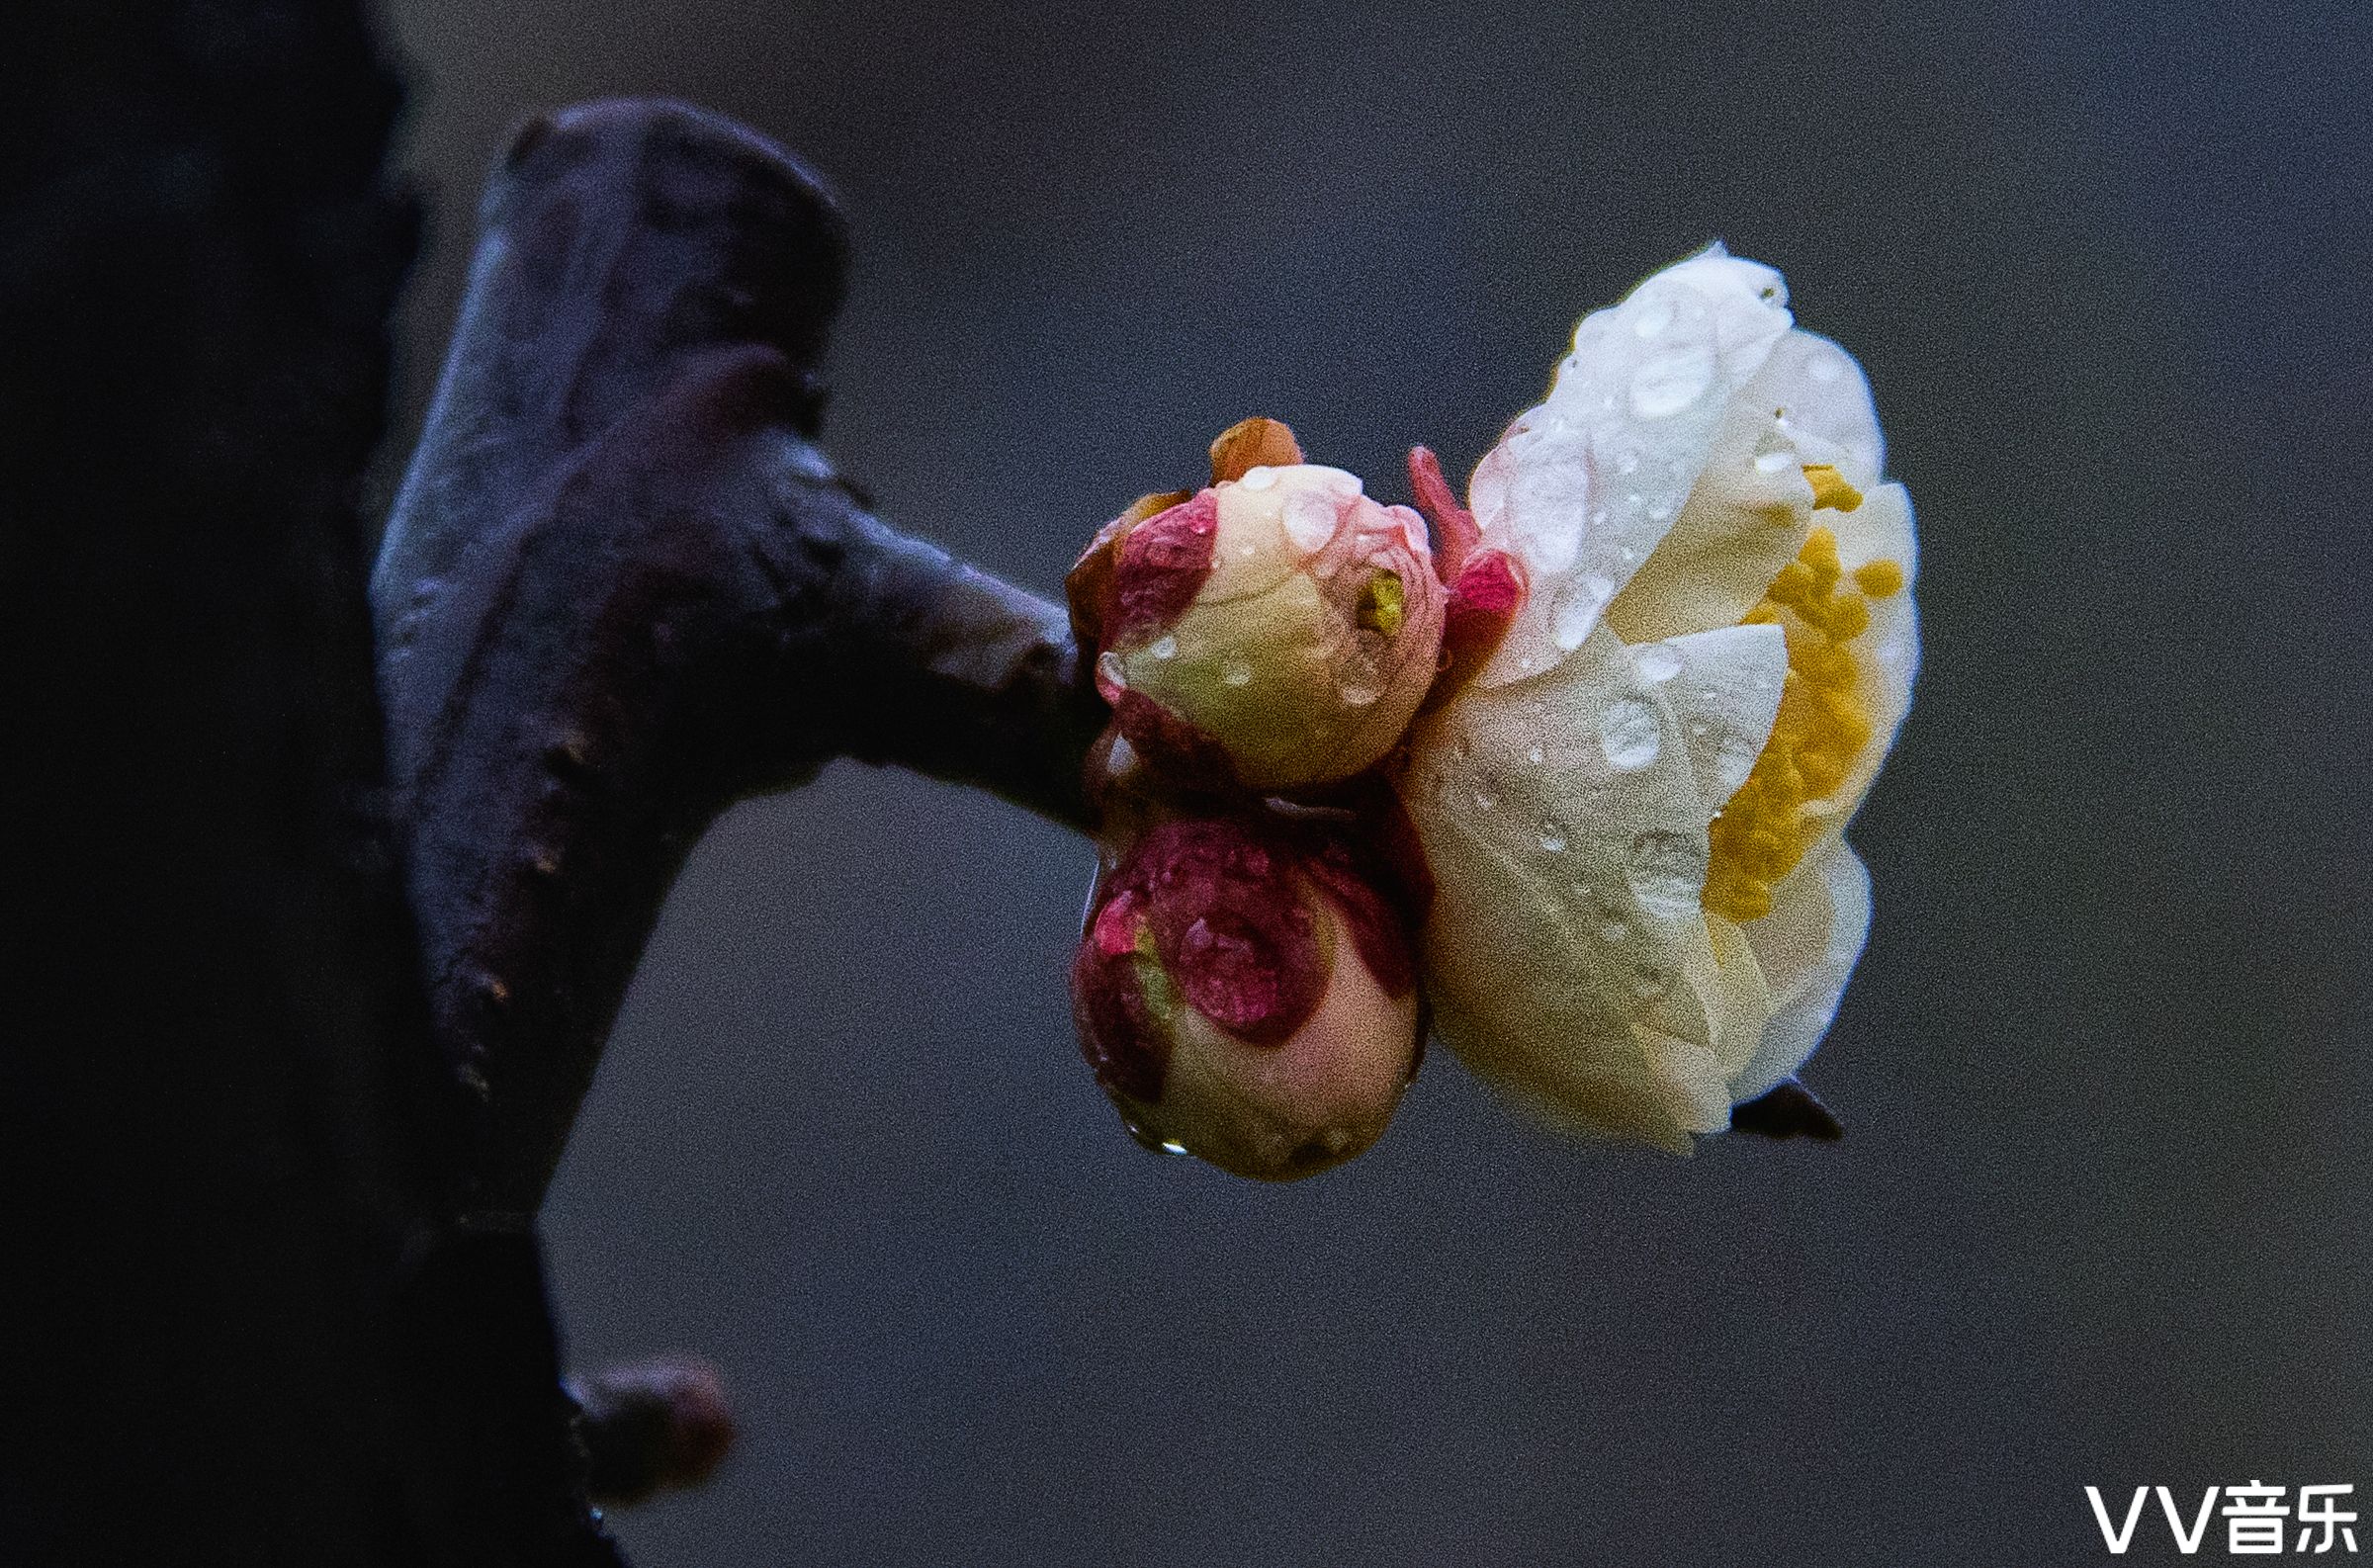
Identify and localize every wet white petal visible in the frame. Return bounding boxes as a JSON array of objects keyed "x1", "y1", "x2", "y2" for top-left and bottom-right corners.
[
  {"x1": 1748, "y1": 329, "x2": 1885, "y2": 490},
  {"x1": 1603, "y1": 400, "x2": 1810, "y2": 644},
  {"x1": 1728, "y1": 841, "x2": 1873, "y2": 1101},
  {"x1": 1470, "y1": 248, "x2": 1793, "y2": 687},
  {"x1": 1699, "y1": 909, "x2": 1774, "y2": 1084},
  {"x1": 1406, "y1": 626, "x2": 1736, "y2": 1147},
  {"x1": 1648, "y1": 624, "x2": 1790, "y2": 812}
]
